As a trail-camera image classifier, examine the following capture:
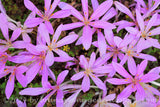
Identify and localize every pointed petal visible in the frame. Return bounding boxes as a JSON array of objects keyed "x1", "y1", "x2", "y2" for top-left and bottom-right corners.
[
  {"x1": 137, "y1": 38, "x2": 152, "y2": 53},
  {"x1": 82, "y1": 75, "x2": 90, "y2": 92},
  {"x1": 107, "y1": 78, "x2": 131, "y2": 85},
  {"x1": 45, "y1": 51, "x2": 54, "y2": 66},
  {"x1": 137, "y1": 60, "x2": 147, "y2": 76},
  {"x1": 90, "y1": 0, "x2": 113, "y2": 21},
  {"x1": 125, "y1": 27, "x2": 138, "y2": 35},
  {"x1": 128, "y1": 57, "x2": 137, "y2": 76},
  {"x1": 136, "y1": 9, "x2": 144, "y2": 31},
  {"x1": 51, "y1": 9, "x2": 71, "y2": 18},
  {"x1": 25, "y1": 18, "x2": 43, "y2": 28},
  {"x1": 114, "y1": 1, "x2": 135, "y2": 21},
  {"x1": 52, "y1": 24, "x2": 63, "y2": 44},
  {"x1": 117, "y1": 84, "x2": 133, "y2": 102},
  {"x1": 91, "y1": 0, "x2": 99, "y2": 11},
  {"x1": 10, "y1": 28, "x2": 21, "y2": 41},
  {"x1": 36, "y1": 90, "x2": 56, "y2": 107},
  {"x1": 58, "y1": 2, "x2": 84, "y2": 21},
  {"x1": 97, "y1": 31, "x2": 107, "y2": 57},
  {"x1": 71, "y1": 72, "x2": 84, "y2": 81},
  {"x1": 135, "y1": 83, "x2": 145, "y2": 101},
  {"x1": 102, "y1": 8, "x2": 117, "y2": 21},
  {"x1": 90, "y1": 21, "x2": 115, "y2": 29},
  {"x1": 5, "y1": 74, "x2": 15, "y2": 99},
  {"x1": 103, "y1": 94, "x2": 116, "y2": 101},
  {"x1": 26, "y1": 62, "x2": 41, "y2": 84},
  {"x1": 38, "y1": 23, "x2": 50, "y2": 45},
  {"x1": 62, "y1": 22, "x2": 84, "y2": 31},
  {"x1": 22, "y1": 33, "x2": 31, "y2": 42},
  {"x1": 12, "y1": 41, "x2": 26, "y2": 49},
  {"x1": 112, "y1": 62, "x2": 132, "y2": 78},
  {"x1": 56, "y1": 32, "x2": 78, "y2": 47},
  {"x1": 24, "y1": 0, "x2": 37, "y2": 11},
  {"x1": 56, "y1": 90, "x2": 64, "y2": 107},
  {"x1": 44, "y1": 0, "x2": 51, "y2": 11},
  {"x1": 140, "y1": 73, "x2": 160, "y2": 83},
  {"x1": 135, "y1": 53, "x2": 157, "y2": 61},
  {"x1": 82, "y1": 0, "x2": 88, "y2": 19},
  {"x1": 54, "y1": 49, "x2": 73, "y2": 61},
  {"x1": 19, "y1": 88, "x2": 49, "y2": 96},
  {"x1": 57, "y1": 70, "x2": 69, "y2": 85},
  {"x1": 148, "y1": 26, "x2": 160, "y2": 36},
  {"x1": 79, "y1": 55, "x2": 88, "y2": 69},
  {"x1": 145, "y1": 13, "x2": 157, "y2": 33},
  {"x1": 81, "y1": 25, "x2": 92, "y2": 50},
  {"x1": 147, "y1": 38, "x2": 160, "y2": 49},
  {"x1": 90, "y1": 74, "x2": 106, "y2": 90},
  {"x1": 45, "y1": 21, "x2": 54, "y2": 34},
  {"x1": 89, "y1": 52, "x2": 96, "y2": 67}
]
